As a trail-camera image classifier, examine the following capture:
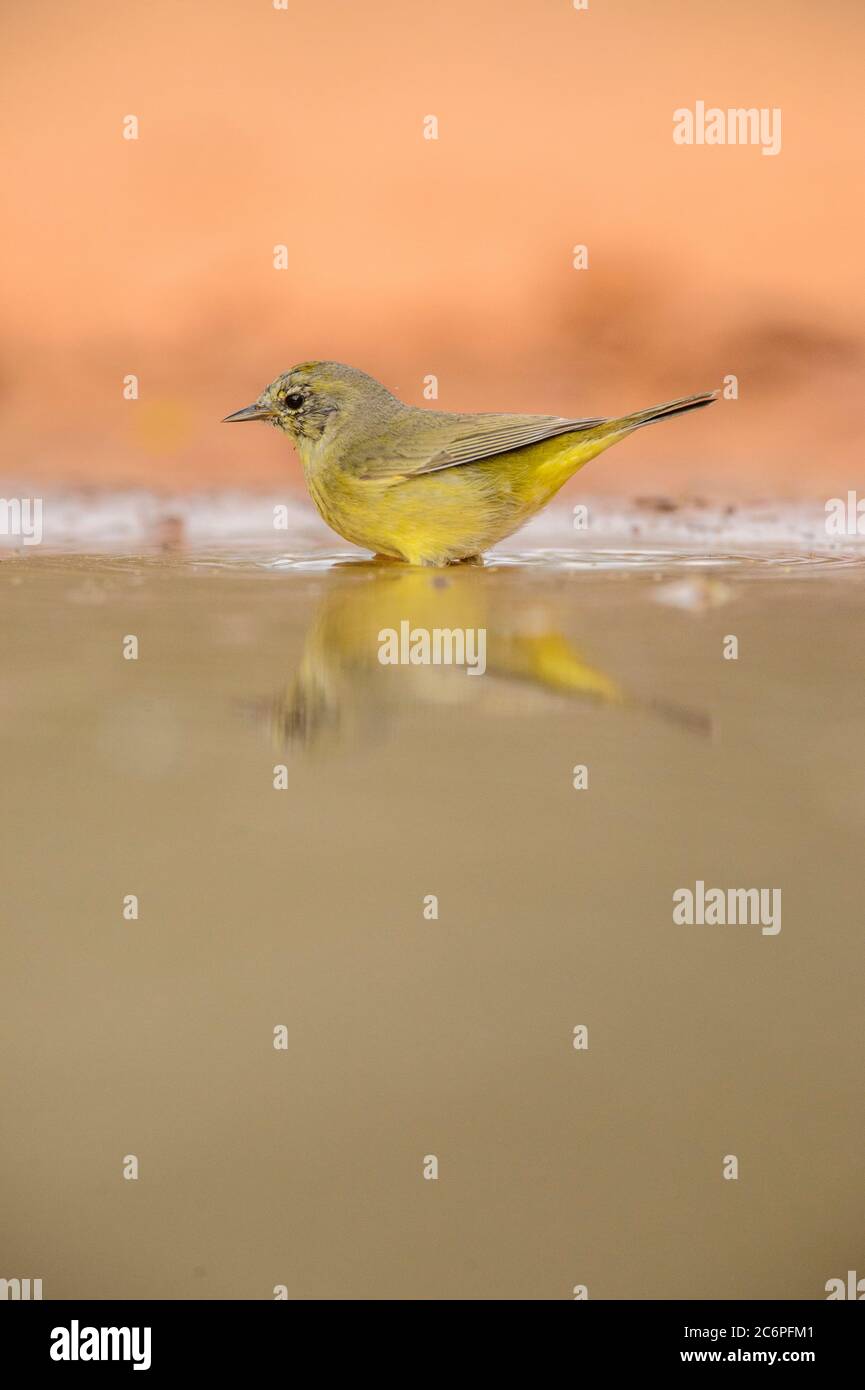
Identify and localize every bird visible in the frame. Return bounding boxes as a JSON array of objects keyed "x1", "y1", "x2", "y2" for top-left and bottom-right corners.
[{"x1": 224, "y1": 362, "x2": 717, "y2": 566}]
